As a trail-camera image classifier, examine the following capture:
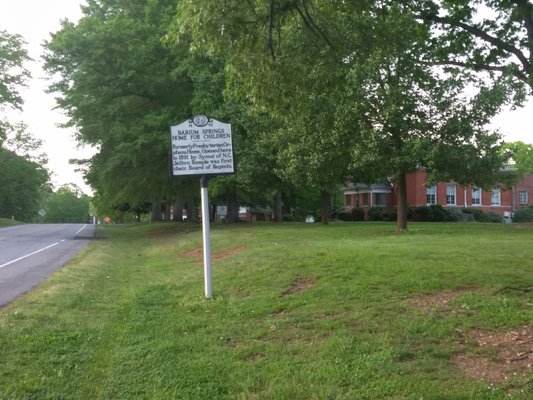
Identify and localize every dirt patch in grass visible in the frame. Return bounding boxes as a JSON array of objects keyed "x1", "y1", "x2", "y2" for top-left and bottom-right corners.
[
  {"x1": 184, "y1": 247, "x2": 203, "y2": 258},
  {"x1": 279, "y1": 276, "x2": 317, "y2": 297},
  {"x1": 407, "y1": 289, "x2": 532, "y2": 386},
  {"x1": 405, "y1": 288, "x2": 479, "y2": 314},
  {"x1": 454, "y1": 326, "x2": 532, "y2": 385},
  {"x1": 184, "y1": 246, "x2": 247, "y2": 264}
]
